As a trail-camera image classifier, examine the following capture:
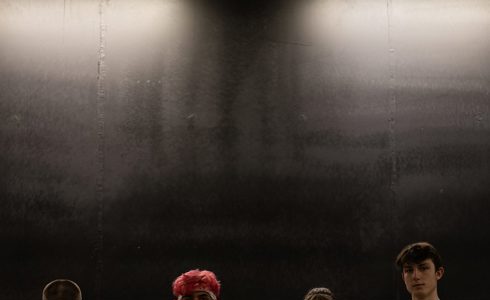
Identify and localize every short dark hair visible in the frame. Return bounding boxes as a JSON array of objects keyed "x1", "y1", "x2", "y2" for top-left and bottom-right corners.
[
  {"x1": 395, "y1": 242, "x2": 443, "y2": 270},
  {"x1": 304, "y1": 287, "x2": 335, "y2": 300}
]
